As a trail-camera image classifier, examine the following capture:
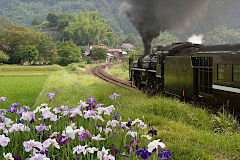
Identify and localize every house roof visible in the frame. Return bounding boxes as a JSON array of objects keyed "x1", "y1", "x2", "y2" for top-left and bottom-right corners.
[
  {"x1": 108, "y1": 49, "x2": 122, "y2": 52},
  {"x1": 121, "y1": 43, "x2": 136, "y2": 49},
  {"x1": 89, "y1": 45, "x2": 107, "y2": 50}
]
